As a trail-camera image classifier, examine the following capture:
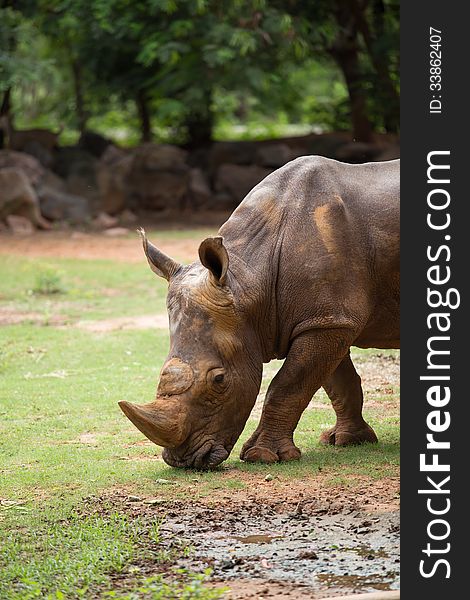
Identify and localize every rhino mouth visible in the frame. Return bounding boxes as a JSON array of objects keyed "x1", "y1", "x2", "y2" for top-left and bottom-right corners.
[{"x1": 162, "y1": 441, "x2": 230, "y2": 470}]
